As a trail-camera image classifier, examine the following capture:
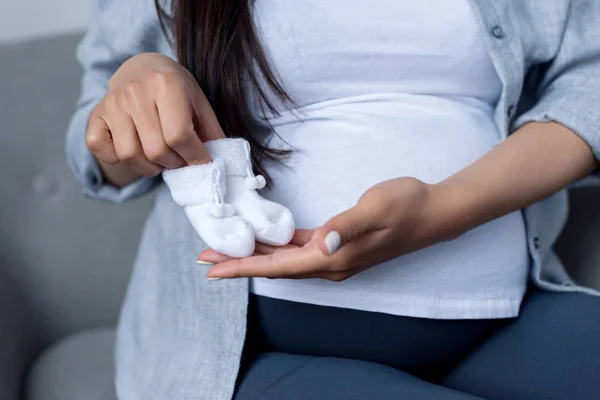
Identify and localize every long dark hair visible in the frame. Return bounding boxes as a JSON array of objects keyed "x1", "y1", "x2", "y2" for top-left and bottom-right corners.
[{"x1": 155, "y1": 0, "x2": 292, "y2": 182}]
